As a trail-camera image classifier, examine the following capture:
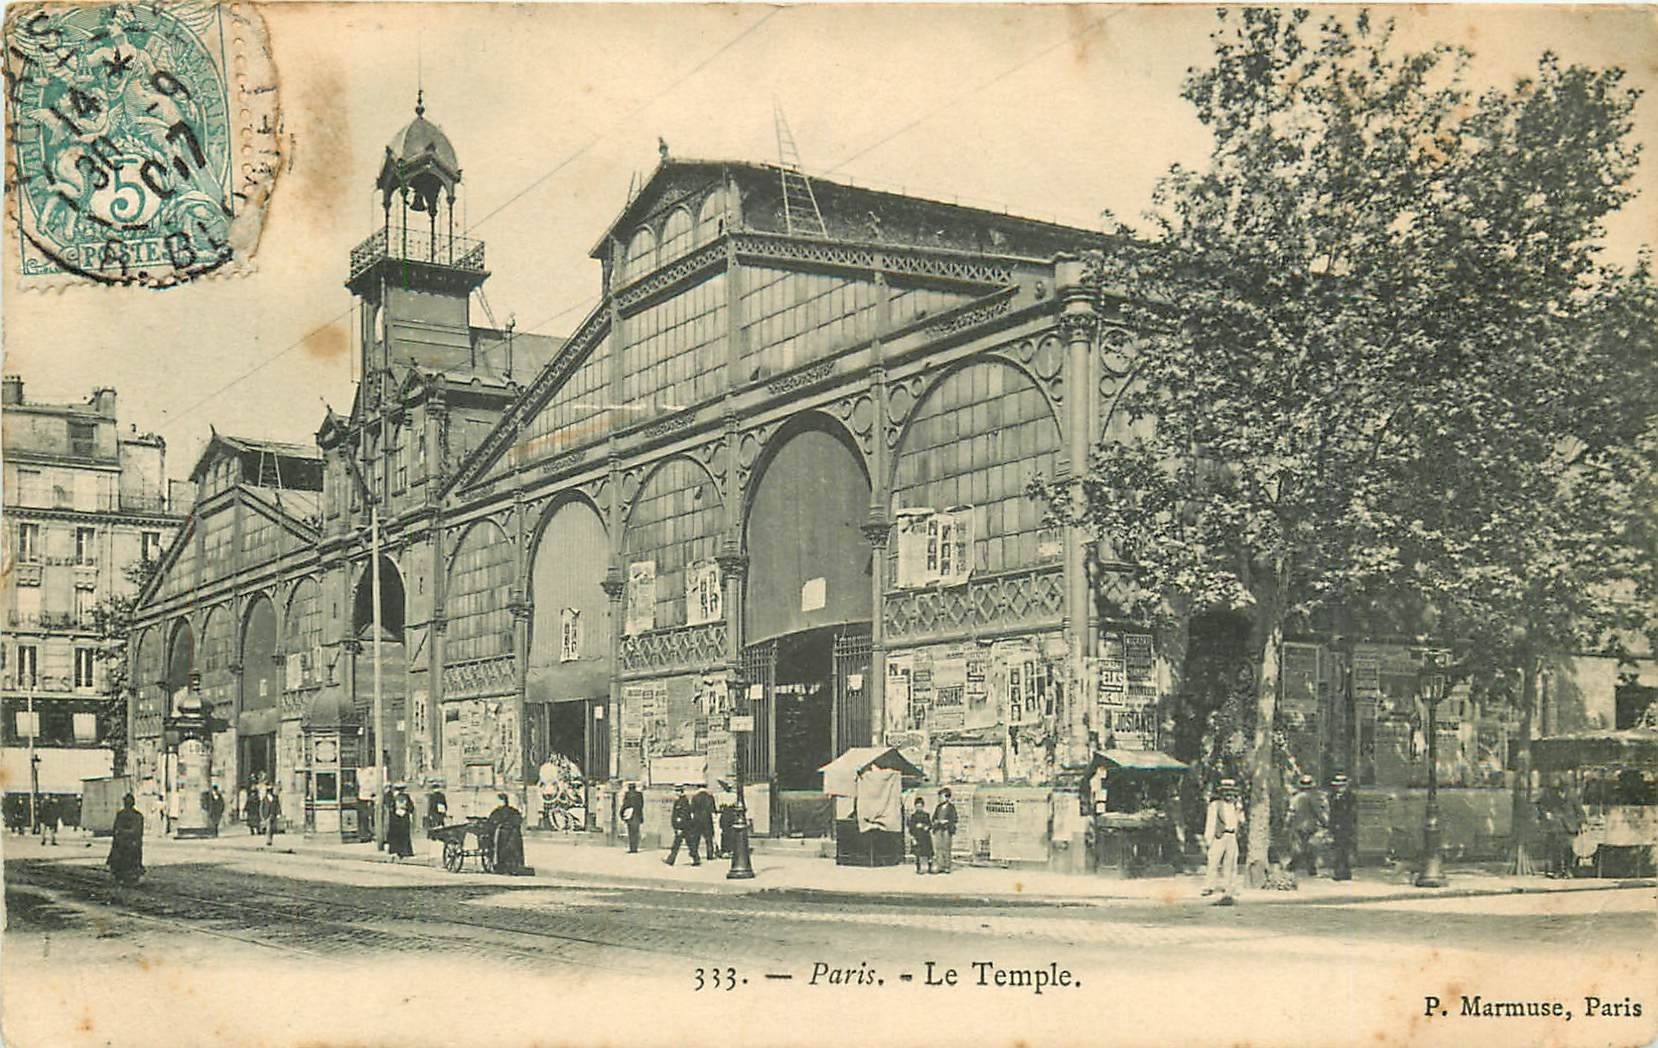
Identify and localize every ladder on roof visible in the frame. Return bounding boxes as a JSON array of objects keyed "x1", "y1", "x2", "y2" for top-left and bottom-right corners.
[{"x1": 774, "y1": 104, "x2": 825, "y2": 238}]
